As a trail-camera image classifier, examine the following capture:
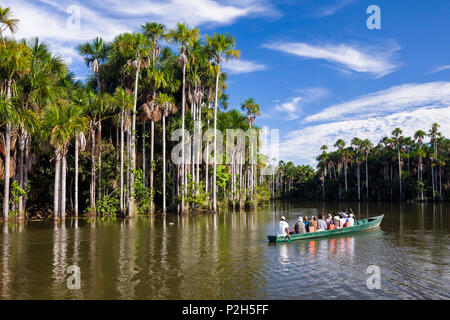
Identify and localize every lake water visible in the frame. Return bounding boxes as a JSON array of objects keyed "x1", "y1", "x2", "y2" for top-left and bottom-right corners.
[{"x1": 0, "y1": 201, "x2": 449, "y2": 299}]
